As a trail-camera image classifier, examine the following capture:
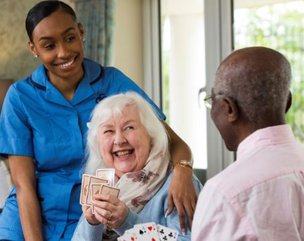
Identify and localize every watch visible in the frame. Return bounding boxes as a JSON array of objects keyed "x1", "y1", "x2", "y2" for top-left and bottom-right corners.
[{"x1": 177, "y1": 159, "x2": 193, "y2": 169}]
